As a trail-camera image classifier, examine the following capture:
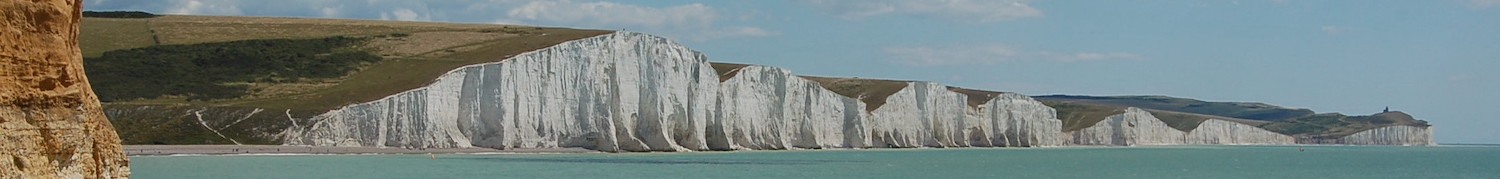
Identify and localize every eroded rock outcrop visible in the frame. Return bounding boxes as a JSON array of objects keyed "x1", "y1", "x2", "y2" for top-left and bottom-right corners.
[{"x1": 1, "y1": 0, "x2": 131, "y2": 178}]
